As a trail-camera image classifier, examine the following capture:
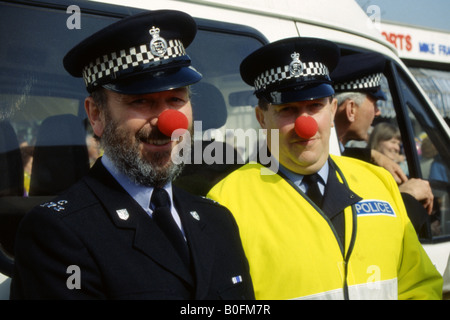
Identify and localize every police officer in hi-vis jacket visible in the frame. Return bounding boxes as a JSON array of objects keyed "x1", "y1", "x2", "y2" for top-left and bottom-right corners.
[{"x1": 208, "y1": 37, "x2": 443, "y2": 300}]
